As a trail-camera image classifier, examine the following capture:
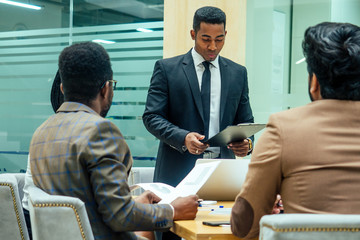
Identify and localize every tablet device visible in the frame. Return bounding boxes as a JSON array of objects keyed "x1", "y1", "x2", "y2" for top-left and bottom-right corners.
[
  {"x1": 204, "y1": 123, "x2": 265, "y2": 147},
  {"x1": 195, "y1": 158, "x2": 250, "y2": 200}
]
